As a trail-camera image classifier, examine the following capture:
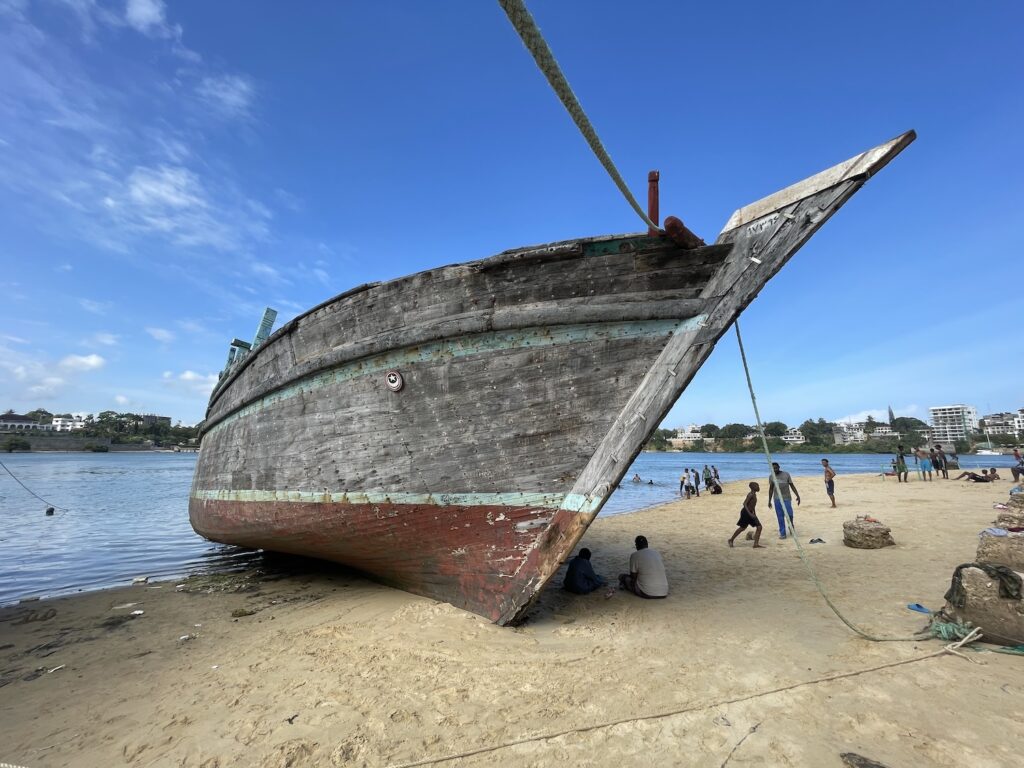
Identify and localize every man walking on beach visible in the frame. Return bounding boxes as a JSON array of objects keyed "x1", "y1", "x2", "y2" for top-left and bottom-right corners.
[
  {"x1": 691, "y1": 468, "x2": 701, "y2": 497},
  {"x1": 895, "y1": 445, "x2": 909, "y2": 483},
  {"x1": 933, "y1": 444, "x2": 949, "y2": 479},
  {"x1": 821, "y1": 458, "x2": 837, "y2": 507},
  {"x1": 702, "y1": 465, "x2": 712, "y2": 490},
  {"x1": 767, "y1": 462, "x2": 800, "y2": 538},
  {"x1": 728, "y1": 481, "x2": 764, "y2": 548},
  {"x1": 680, "y1": 468, "x2": 690, "y2": 499},
  {"x1": 914, "y1": 447, "x2": 933, "y2": 481},
  {"x1": 618, "y1": 536, "x2": 668, "y2": 598}
]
